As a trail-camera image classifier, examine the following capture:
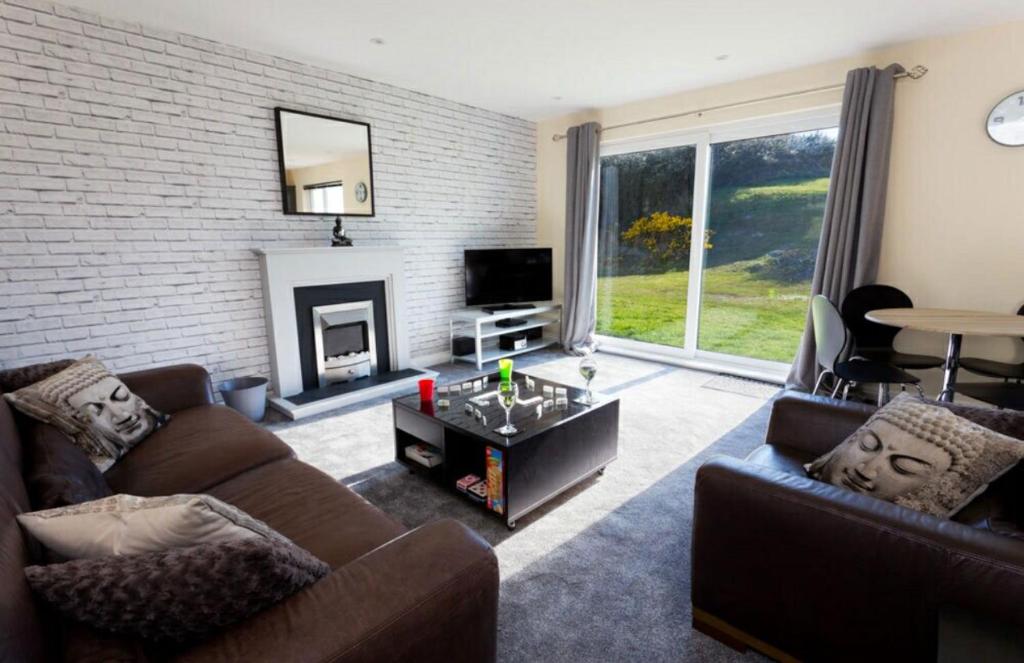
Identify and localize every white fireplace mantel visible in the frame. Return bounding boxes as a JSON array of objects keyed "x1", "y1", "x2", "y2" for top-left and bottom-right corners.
[{"x1": 253, "y1": 245, "x2": 415, "y2": 417}]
